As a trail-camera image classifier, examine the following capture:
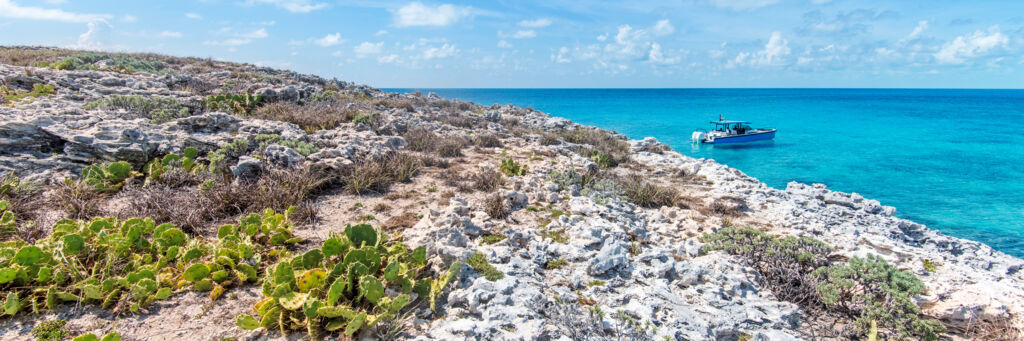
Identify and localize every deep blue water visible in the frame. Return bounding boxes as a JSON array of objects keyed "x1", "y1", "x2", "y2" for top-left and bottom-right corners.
[{"x1": 386, "y1": 88, "x2": 1024, "y2": 258}]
